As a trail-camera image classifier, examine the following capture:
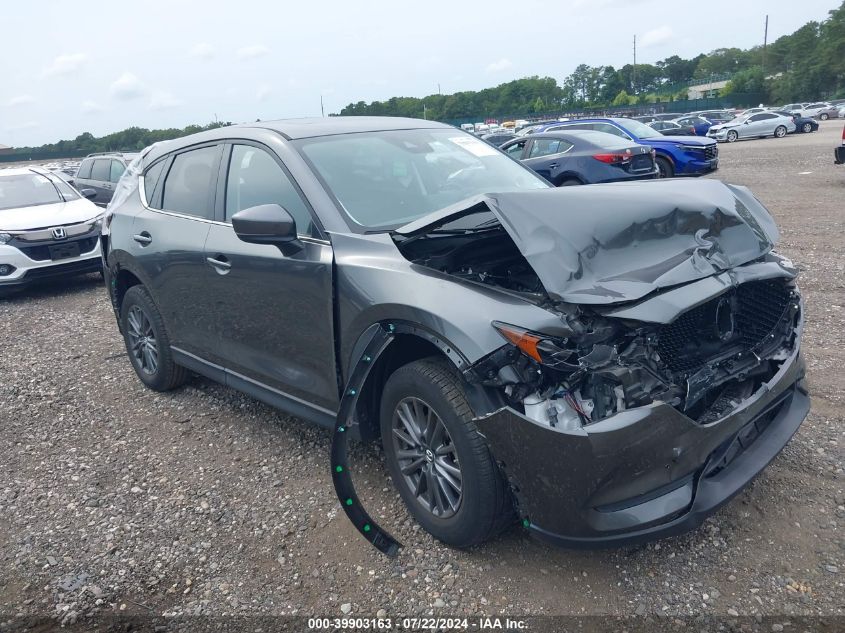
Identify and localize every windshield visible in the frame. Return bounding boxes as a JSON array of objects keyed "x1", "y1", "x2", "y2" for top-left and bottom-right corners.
[
  {"x1": 617, "y1": 118, "x2": 663, "y2": 139},
  {"x1": 295, "y1": 129, "x2": 549, "y2": 230},
  {"x1": 0, "y1": 172, "x2": 78, "y2": 212}
]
